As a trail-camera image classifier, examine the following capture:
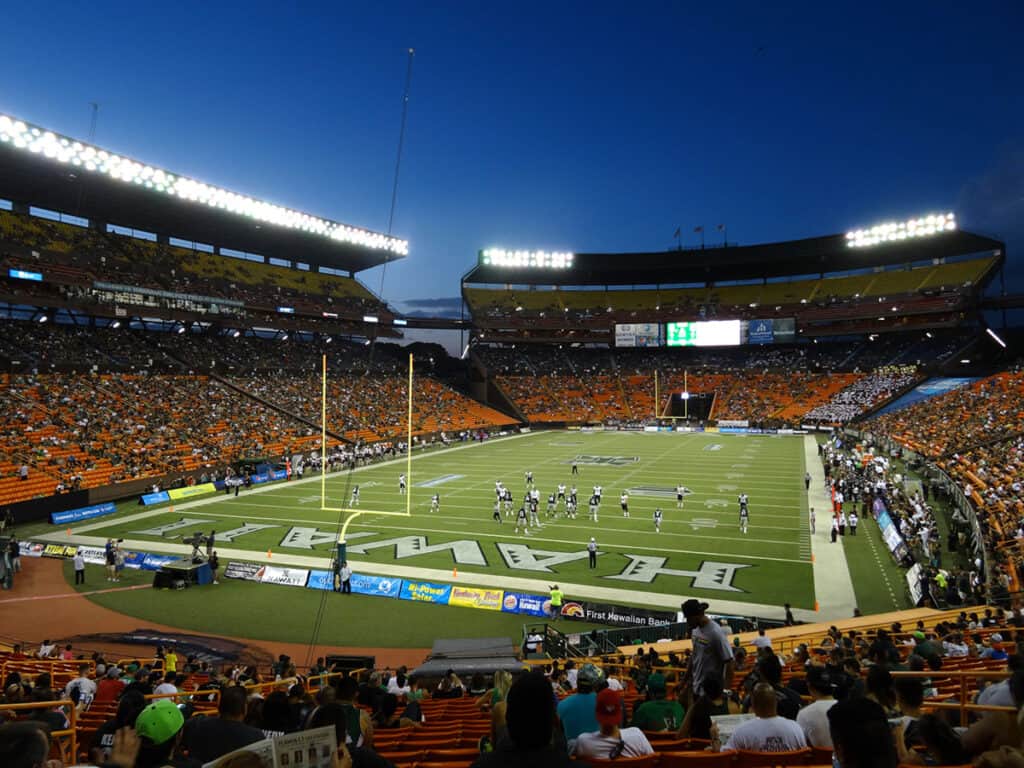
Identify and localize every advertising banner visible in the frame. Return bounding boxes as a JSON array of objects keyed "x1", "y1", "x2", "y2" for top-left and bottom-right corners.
[
  {"x1": 399, "y1": 580, "x2": 452, "y2": 604},
  {"x1": 78, "y1": 546, "x2": 108, "y2": 565},
  {"x1": 259, "y1": 565, "x2": 310, "y2": 587},
  {"x1": 306, "y1": 569, "x2": 336, "y2": 591},
  {"x1": 19, "y1": 541, "x2": 45, "y2": 558},
  {"x1": 50, "y1": 501, "x2": 117, "y2": 525},
  {"x1": 140, "y1": 491, "x2": 170, "y2": 505},
  {"x1": 224, "y1": 561, "x2": 263, "y2": 581},
  {"x1": 122, "y1": 550, "x2": 147, "y2": 570},
  {"x1": 140, "y1": 553, "x2": 178, "y2": 571},
  {"x1": 717, "y1": 420, "x2": 750, "y2": 428},
  {"x1": 448, "y1": 586, "x2": 504, "y2": 611},
  {"x1": 351, "y1": 573, "x2": 402, "y2": 598},
  {"x1": 571, "y1": 601, "x2": 676, "y2": 627},
  {"x1": 167, "y1": 483, "x2": 217, "y2": 501},
  {"x1": 747, "y1": 319, "x2": 774, "y2": 345},
  {"x1": 501, "y1": 592, "x2": 550, "y2": 617},
  {"x1": 42, "y1": 543, "x2": 79, "y2": 558}
]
